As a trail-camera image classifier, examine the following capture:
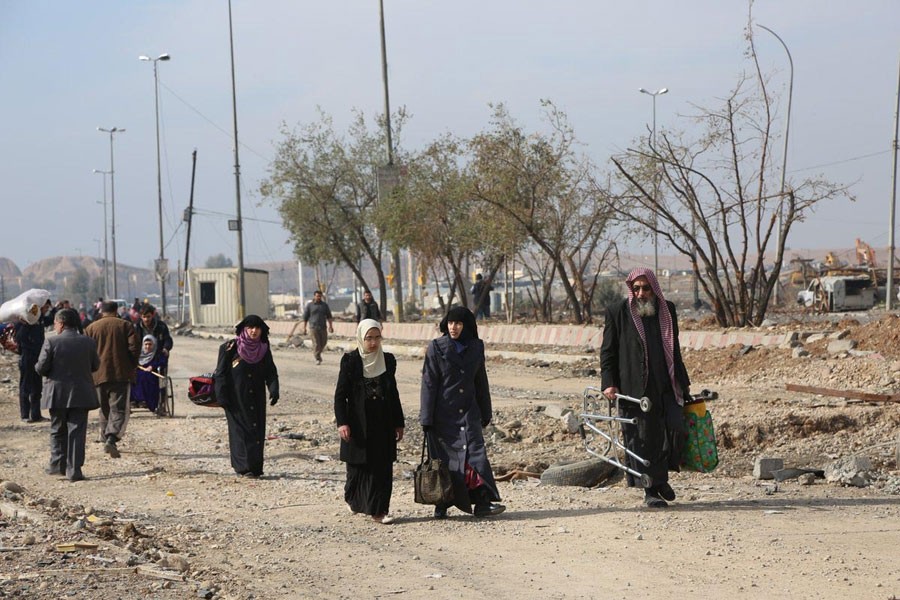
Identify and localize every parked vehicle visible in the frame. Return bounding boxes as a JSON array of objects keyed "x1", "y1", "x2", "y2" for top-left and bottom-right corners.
[{"x1": 797, "y1": 276, "x2": 876, "y2": 312}]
